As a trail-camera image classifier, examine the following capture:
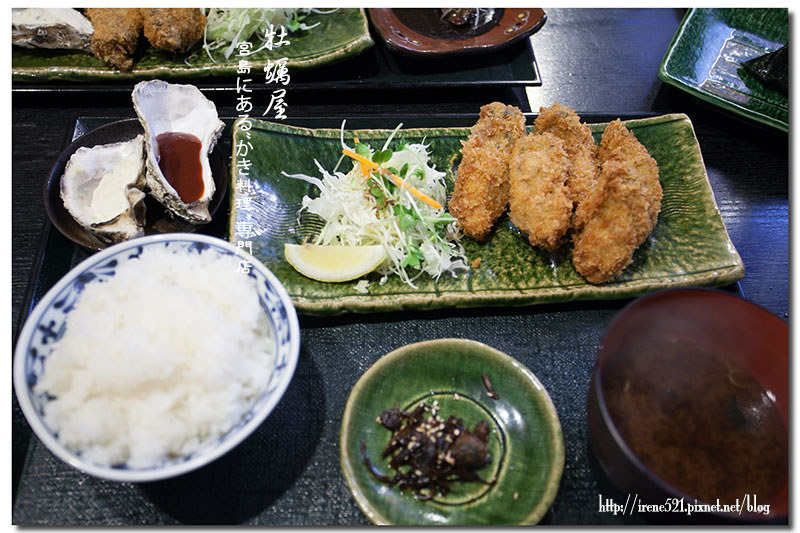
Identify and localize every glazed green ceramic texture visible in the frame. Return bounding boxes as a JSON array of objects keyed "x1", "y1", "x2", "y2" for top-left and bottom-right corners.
[
  {"x1": 658, "y1": 8, "x2": 788, "y2": 132},
  {"x1": 339, "y1": 339, "x2": 564, "y2": 525},
  {"x1": 12, "y1": 9, "x2": 372, "y2": 81},
  {"x1": 229, "y1": 114, "x2": 744, "y2": 315}
]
